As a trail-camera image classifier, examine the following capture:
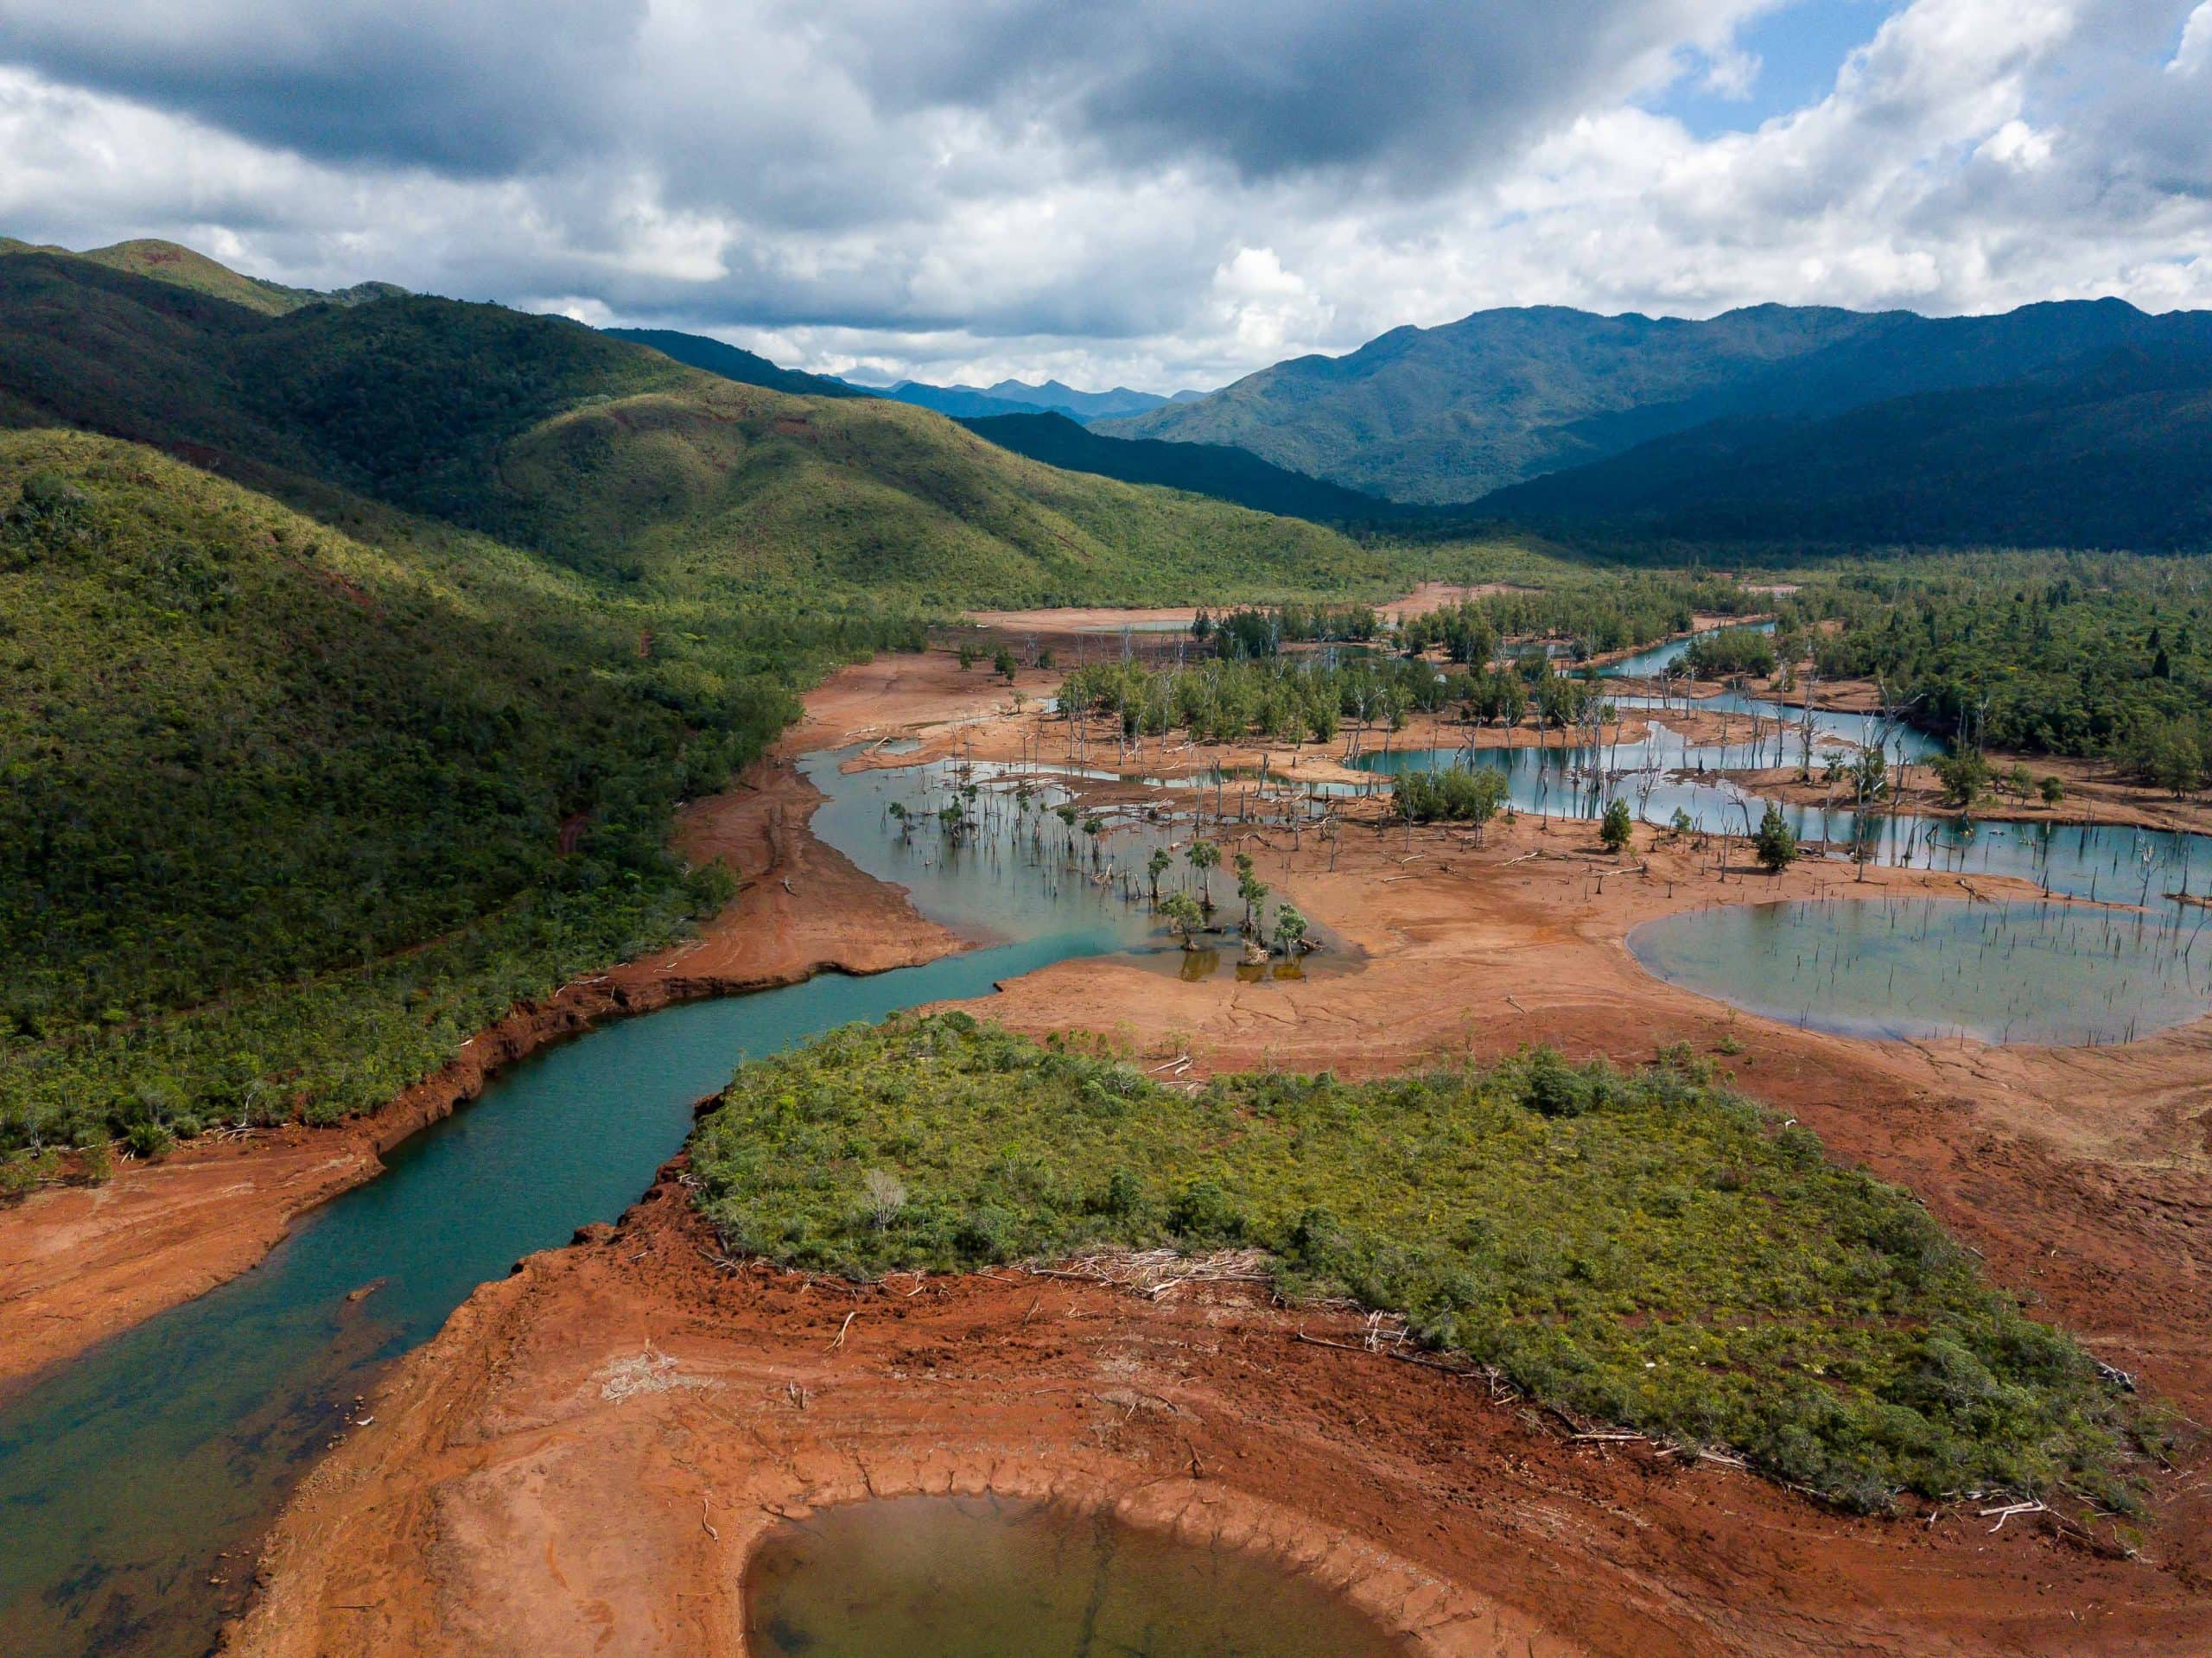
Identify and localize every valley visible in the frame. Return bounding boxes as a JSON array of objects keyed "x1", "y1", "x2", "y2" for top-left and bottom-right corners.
[
  {"x1": 3, "y1": 238, "x2": 2211, "y2": 1658},
  {"x1": 199, "y1": 632, "x2": 2212, "y2": 1658}
]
